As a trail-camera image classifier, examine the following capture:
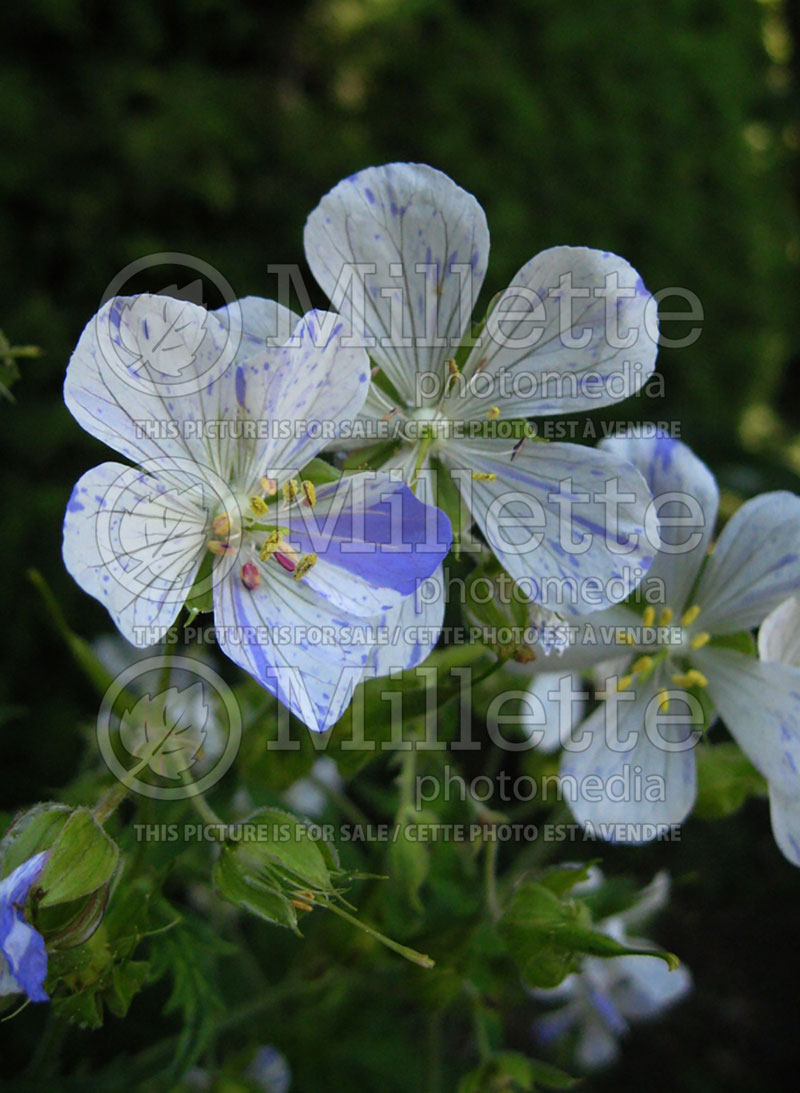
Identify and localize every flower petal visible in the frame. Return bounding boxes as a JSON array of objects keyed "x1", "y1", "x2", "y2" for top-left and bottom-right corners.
[
  {"x1": 304, "y1": 163, "x2": 490, "y2": 406},
  {"x1": 0, "y1": 852, "x2": 49, "y2": 1002},
  {"x1": 693, "y1": 492, "x2": 800, "y2": 634},
  {"x1": 283, "y1": 473, "x2": 451, "y2": 615},
  {"x1": 599, "y1": 435, "x2": 718, "y2": 612},
  {"x1": 693, "y1": 646, "x2": 800, "y2": 799},
  {"x1": 768, "y1": 785, "x2": 800, "y2": 866},
  {"x1": 213, "y1": 564, "x2": 377, "y2": 733},
  {"x1": 759, "y1": 595, "x2": 800, "y2": 666},
  {"x1": 65, "y1": 294, "x2": 241, "y2": 482},
  {"x1": 445, "y1": 436, "x2": 655, "y2": 614},
  {"x1": 522, "y1": 670, "x2": 588, "y2": 753},
  {"x1": 560, "y1": 672, "x2": 698, "y2": 838},
  {"x1": 369, "y1": 564, "x2": 446, "y2": 676},
  {"x1": 63, "y1": 462, "x2": 209, "y2": 645},
  {"x1": 214, "y1": 296, "x2": 300, "y2": 354},
  {"x1": 233, "y1": 309, "x2": 370, "y2": 489},
  {"x1": 456, "y1": 247, "x2": 657, "y2": 419}
]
